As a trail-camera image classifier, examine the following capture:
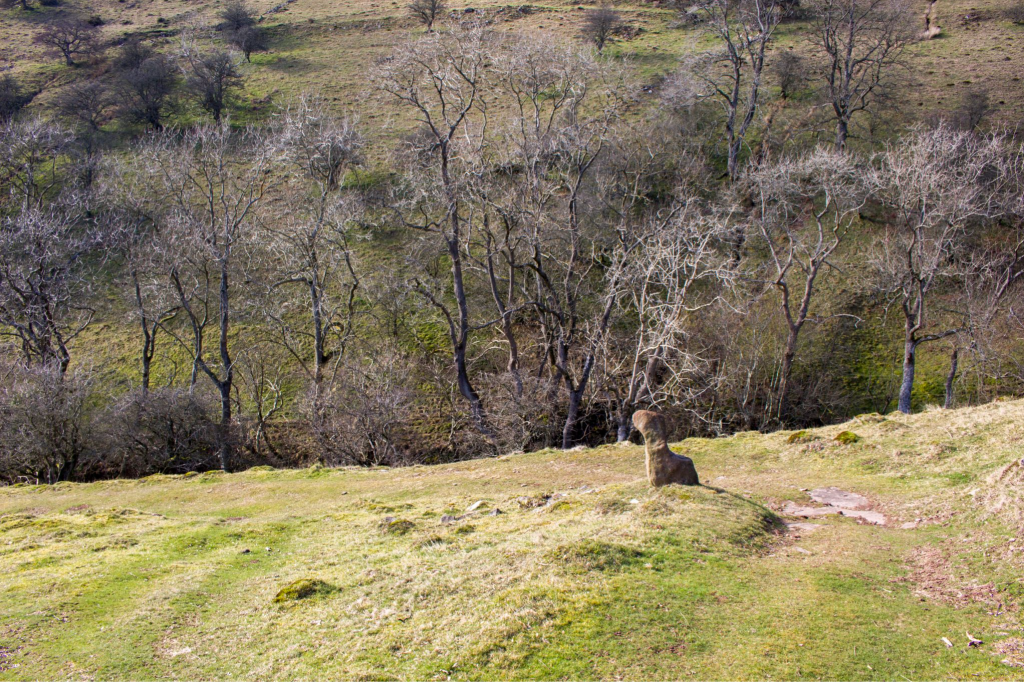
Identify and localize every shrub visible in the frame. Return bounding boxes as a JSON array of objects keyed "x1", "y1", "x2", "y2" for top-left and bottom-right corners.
[
  {"x1": 0, "y1": 74, "x2": 28, "y2": 123},
  {"x1": 99, "y1": 388, "x2": 220, "y2": 478},
  {"x1": 220, "y1": 0, "x2": 257, "y2": 33},
  {"x1": 0, "y1": 363, "x2": 95, "y2": 484}
]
